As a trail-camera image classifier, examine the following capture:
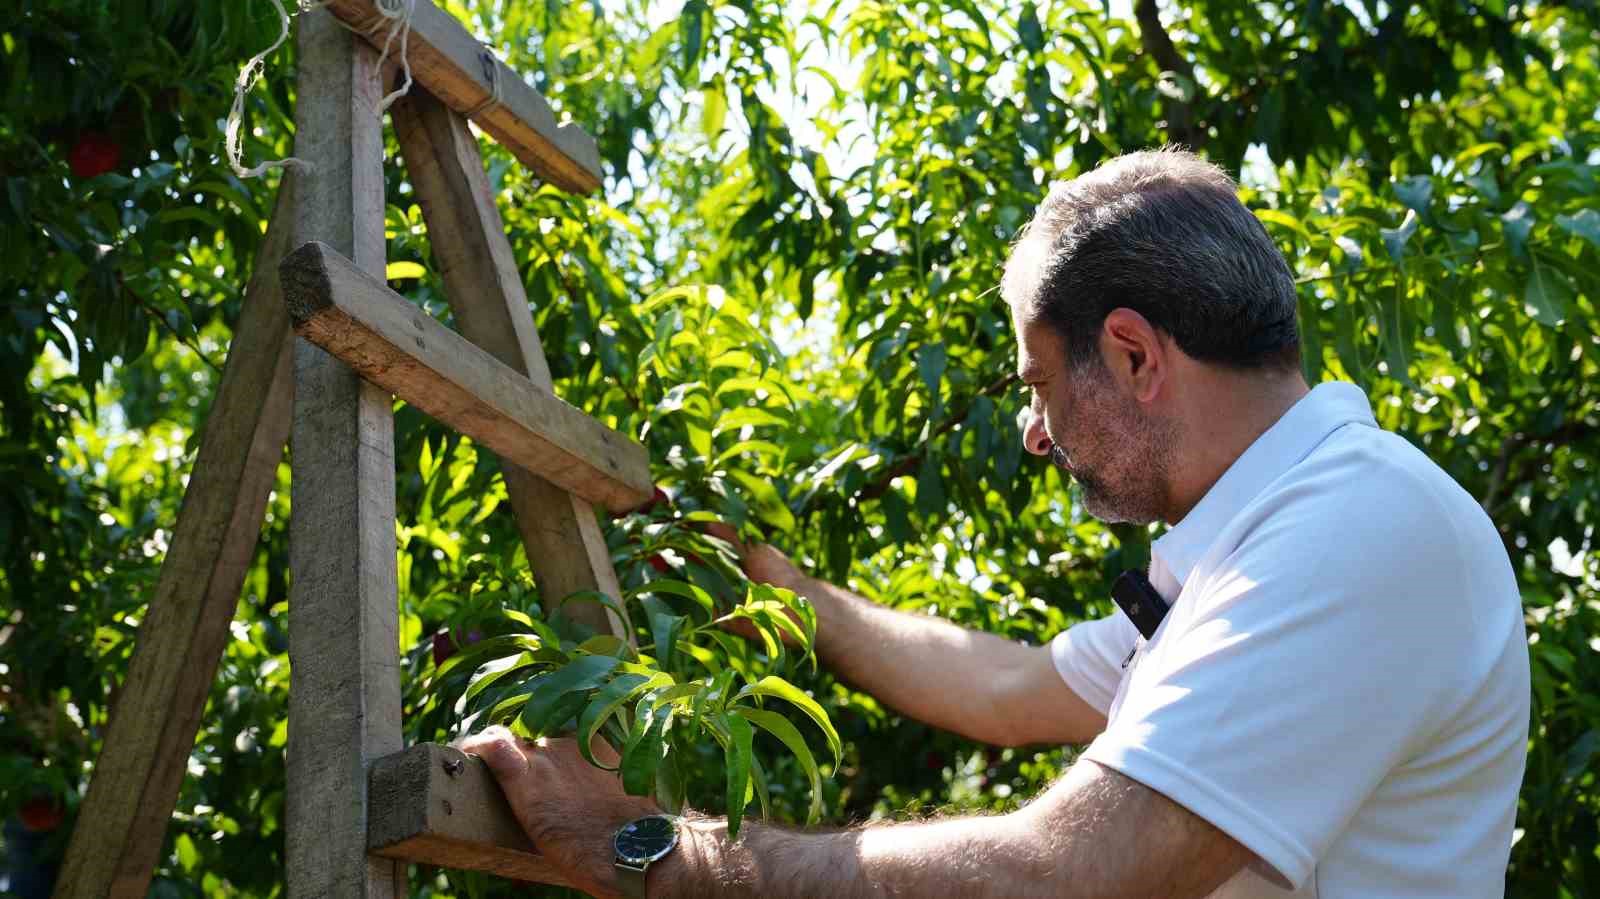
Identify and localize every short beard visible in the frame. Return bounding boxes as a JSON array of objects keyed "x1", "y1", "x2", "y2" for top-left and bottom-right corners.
[{"x1": 1053, "y1": 381, "x2": 1177, "y2": 526}]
